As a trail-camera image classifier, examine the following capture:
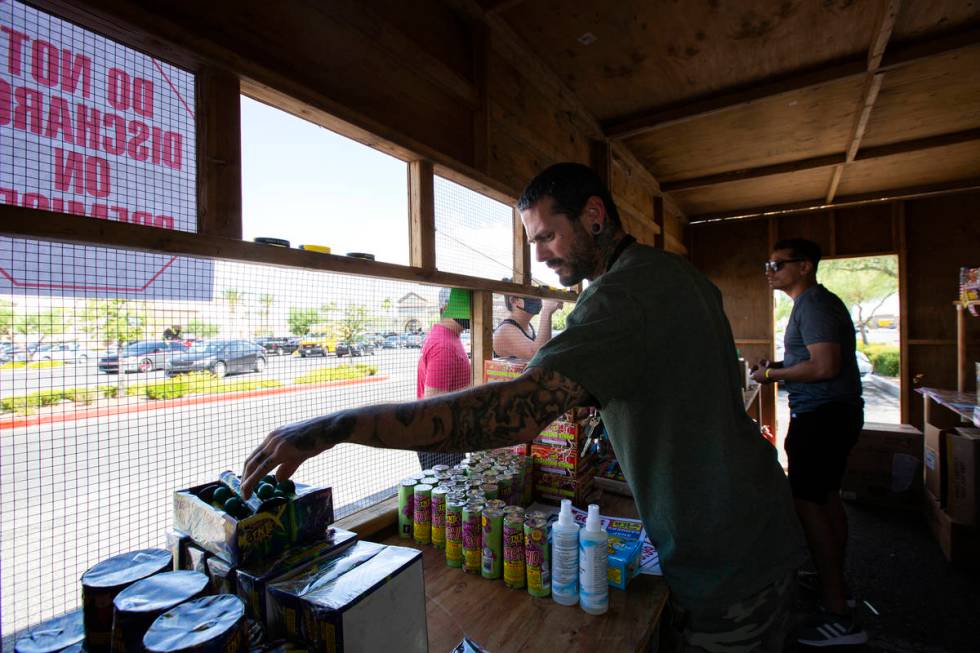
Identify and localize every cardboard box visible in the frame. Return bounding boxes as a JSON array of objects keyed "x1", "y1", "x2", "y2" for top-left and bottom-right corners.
[
  {"x1": 841, "y1": 423, "x2": 922, "y2": 508},
  {"x1": 267, "y1": 541, "x2": 426, "y2": 653},
  {"x1": 173, "y1": 481, "x2": 334, "y2": 566},
  {"x1": 946, "y1": 427, "x2": 980, "y2": 525},
  {"x1": 604, "y1": 518, "x2": 645, "y2": 590},
  {"x1": 235, "y1": 528, "x2": 357, "y2": 622},
  {"x1": 924, "y1": 423, "x2": 949, "y2": 506},
  {"x1": 923, "y1": 488, "x2": 980, "y2": 568},
  {"x1": 533, "y1": 470, "x2": 597, "y2": 507},
  {"x1": 483, "y1": 358, "x2": 528, "y2": 383}
]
